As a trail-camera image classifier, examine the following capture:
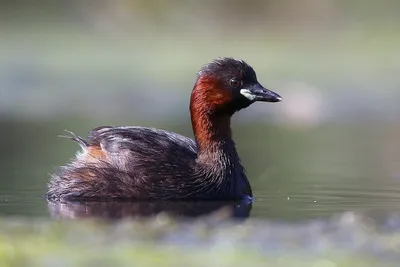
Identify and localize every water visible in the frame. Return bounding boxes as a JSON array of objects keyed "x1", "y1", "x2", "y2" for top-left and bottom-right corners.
[{"x1": 2, "y1": 119, "x2": 400, "y2": 221}]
